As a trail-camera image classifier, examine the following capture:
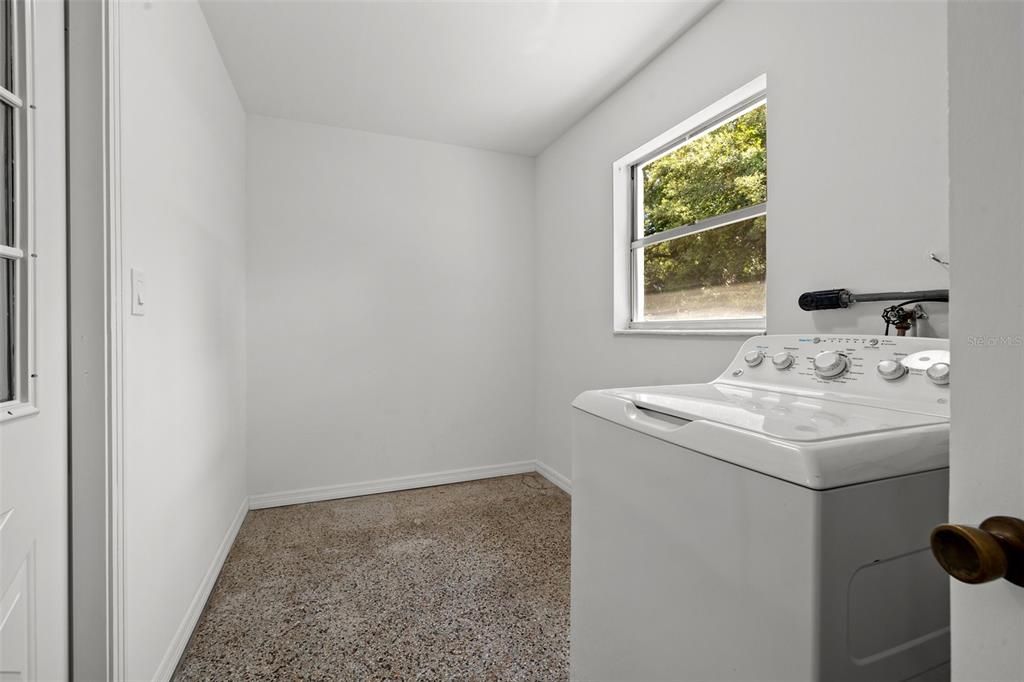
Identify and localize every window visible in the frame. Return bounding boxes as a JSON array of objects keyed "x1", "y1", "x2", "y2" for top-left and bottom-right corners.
[
  {"x1": 614, "y1": 75, "x2": 767, "y2": 333},
  {"x1": 0, "y1": 0, "x2": 33, "y2": 417}
]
